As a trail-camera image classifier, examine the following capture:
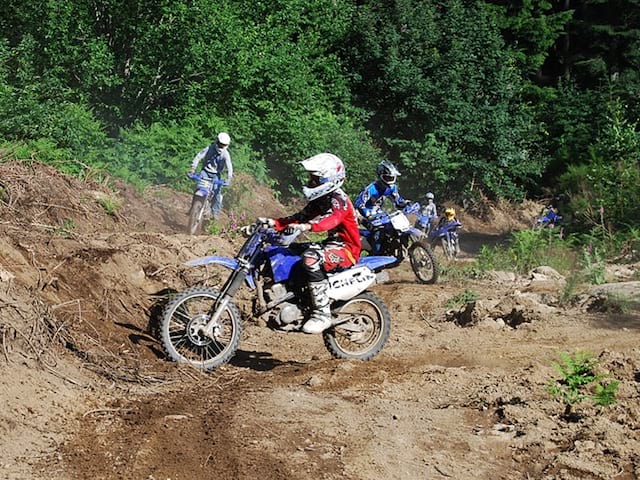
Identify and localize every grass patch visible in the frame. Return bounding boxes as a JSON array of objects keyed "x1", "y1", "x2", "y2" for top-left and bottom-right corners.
[
  {"x1": 98, "y1": 197, "x2": 122, "y2": 216},
  {"x1": 477, "y1": 229, "x2": 575, "y2": 275},
  {"x1": 445, "y1": 289, "x2": 479, "y2": 309}
]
